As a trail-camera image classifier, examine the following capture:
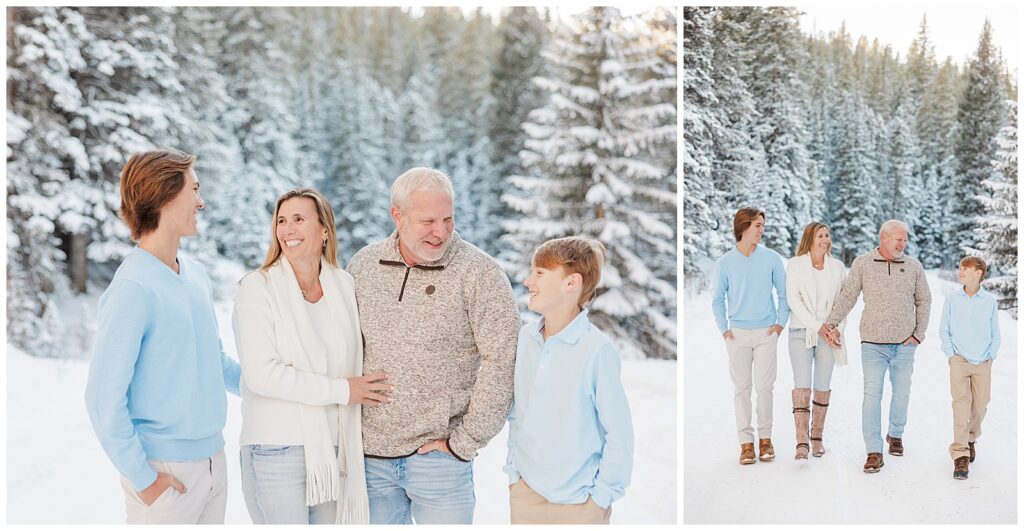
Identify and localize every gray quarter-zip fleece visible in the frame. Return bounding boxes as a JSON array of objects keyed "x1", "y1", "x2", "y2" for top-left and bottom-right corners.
[
  {"x1": 346, "y1": 230, "x2": 520, "y2": 461},
  {"x1": 825, "y1": 248, "x2": 931, "y2": 344}
]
